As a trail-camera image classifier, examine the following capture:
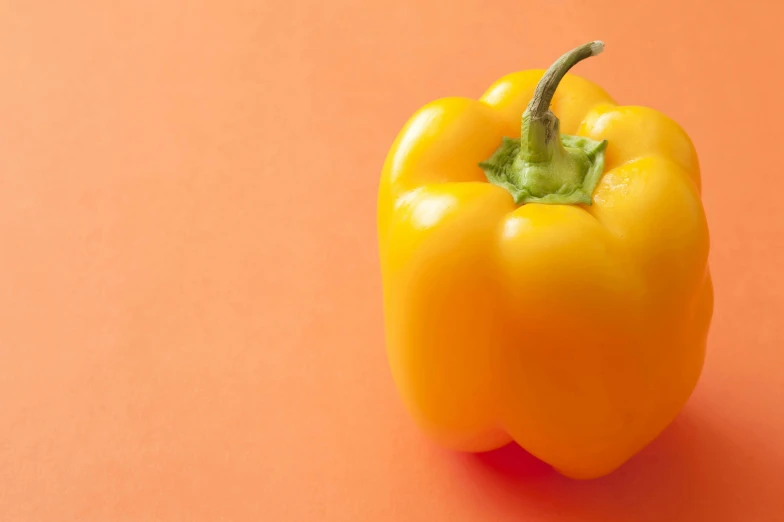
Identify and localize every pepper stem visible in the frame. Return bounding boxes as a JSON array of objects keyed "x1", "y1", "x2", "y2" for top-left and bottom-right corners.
[
  {"x1": 528, "y1": 41, "x2": 604, "y2": 121},
  {"x1": 479, "y1": 41, "x2": 609, "y2": 206},
  {"x1": 521, "y1": 41, "x2": 604, "y2": 163}
]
